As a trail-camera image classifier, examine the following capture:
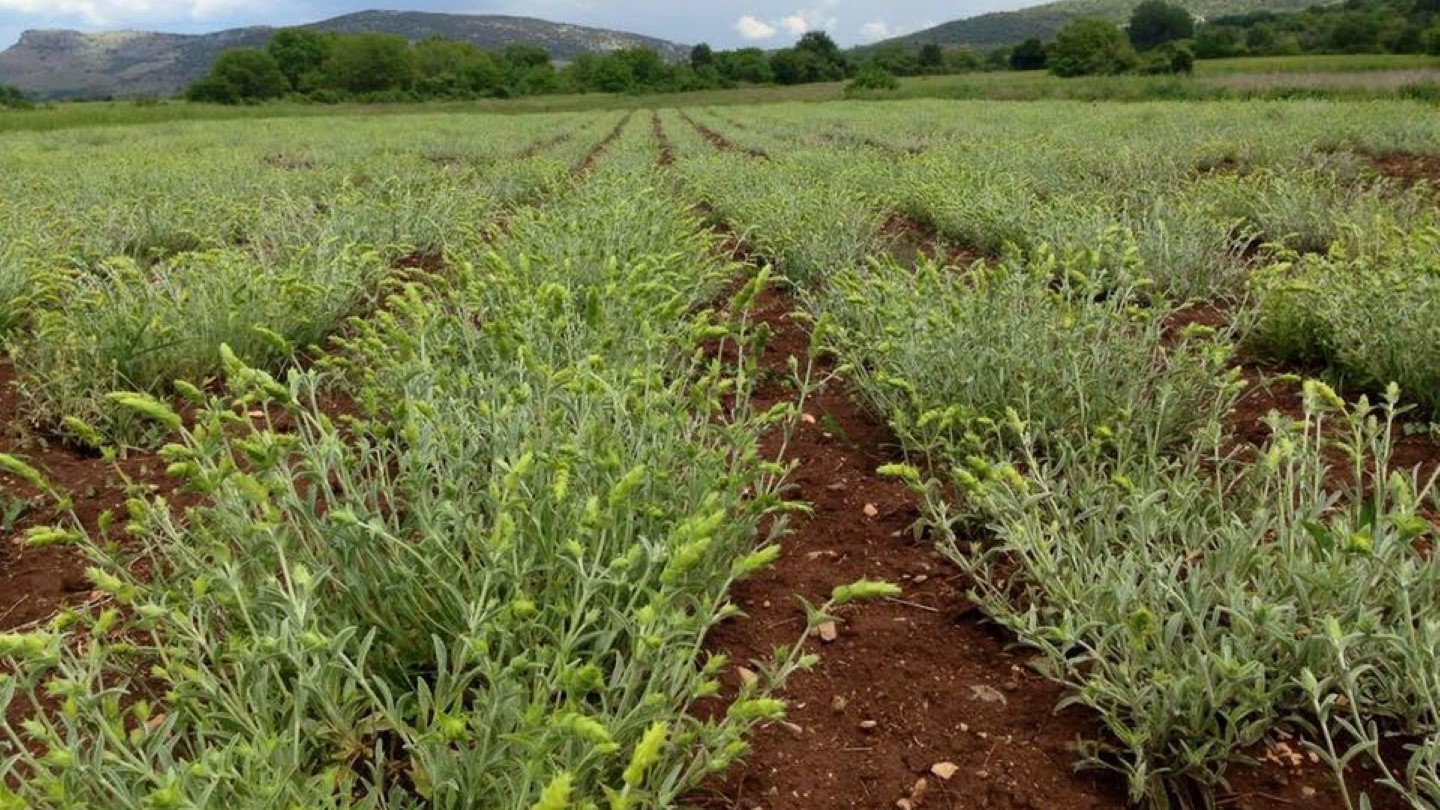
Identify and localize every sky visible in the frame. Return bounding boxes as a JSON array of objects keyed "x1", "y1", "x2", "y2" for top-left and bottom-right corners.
[{"x1": 0, "y1": 1, "x2": 1036, "y2": 51}]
